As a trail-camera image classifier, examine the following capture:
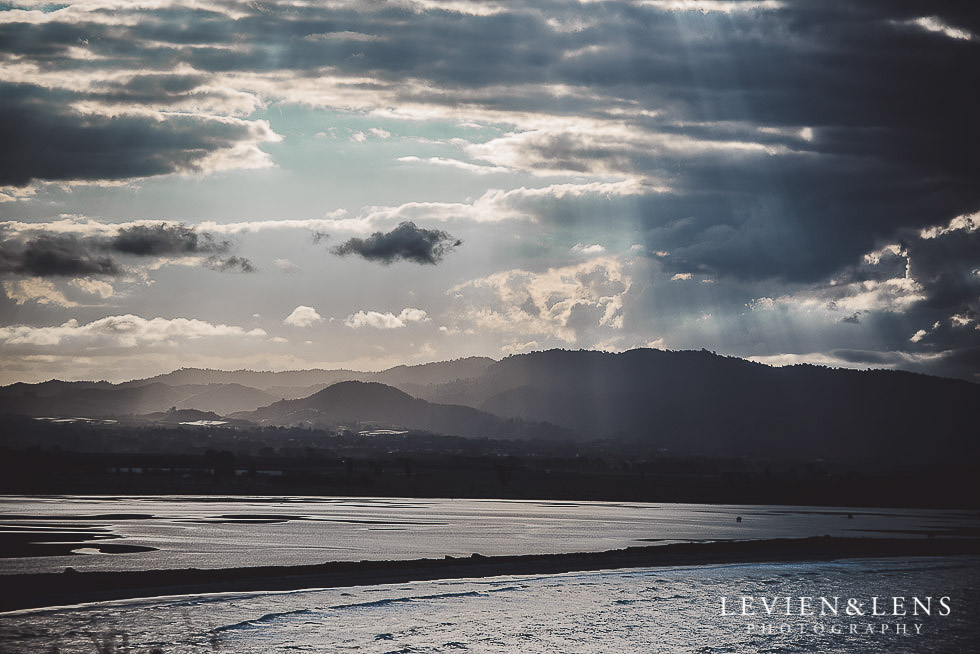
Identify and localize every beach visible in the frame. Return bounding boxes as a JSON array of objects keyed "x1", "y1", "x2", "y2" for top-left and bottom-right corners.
[{"x1": 3, "y1": 551, "x2": 978, "y2": 653}]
